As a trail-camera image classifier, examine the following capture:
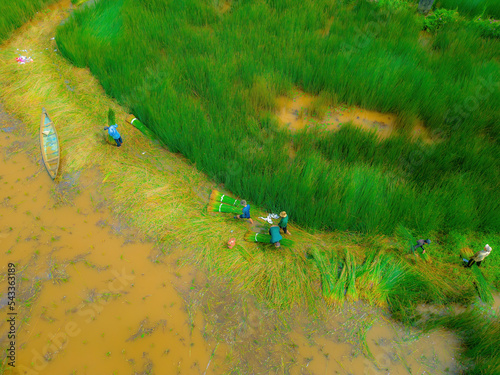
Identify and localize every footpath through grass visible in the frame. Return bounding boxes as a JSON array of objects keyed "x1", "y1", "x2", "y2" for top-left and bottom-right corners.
[{"x1": 0, "y1": 2, "x2": 499, "y2": 373}]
